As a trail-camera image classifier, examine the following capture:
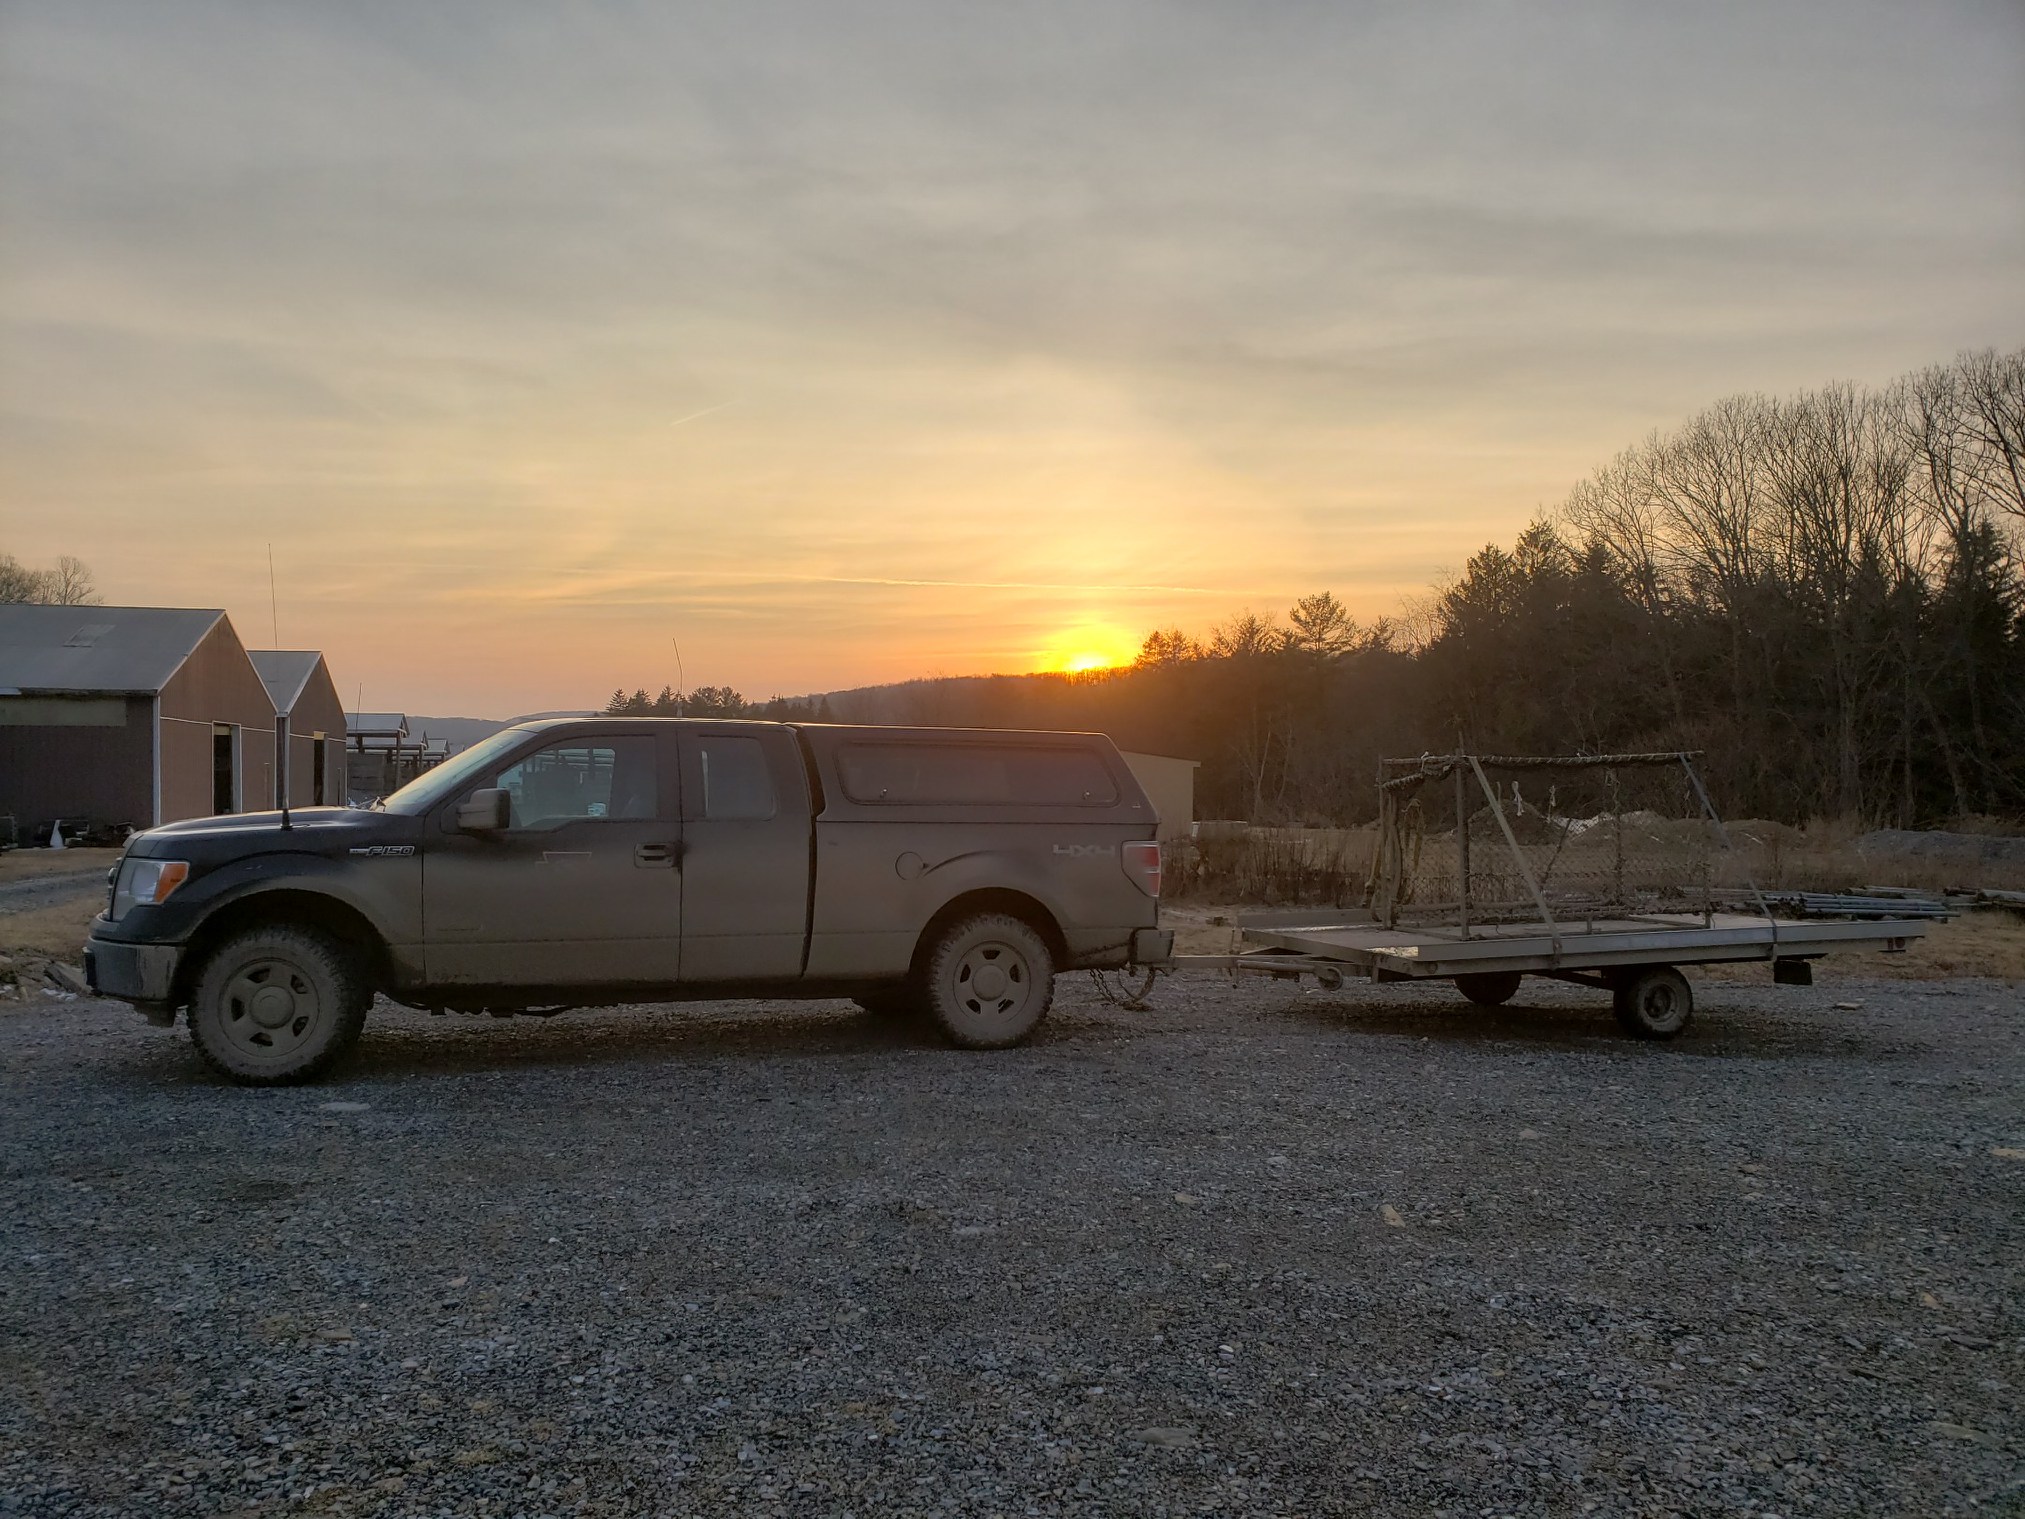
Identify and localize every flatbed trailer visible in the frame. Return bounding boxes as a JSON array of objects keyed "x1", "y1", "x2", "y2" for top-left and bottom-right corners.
[
  {"x1": 1131, "y1": 751, "x2": 1936, "y2": 1039},
  {"x1": 1150, "y1": 910, "x2": 1929, "y2": 1038}
]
